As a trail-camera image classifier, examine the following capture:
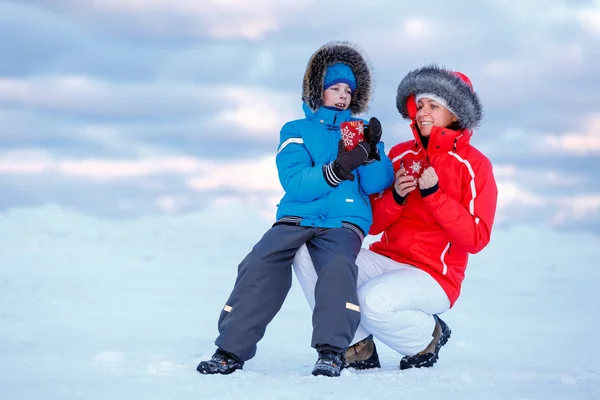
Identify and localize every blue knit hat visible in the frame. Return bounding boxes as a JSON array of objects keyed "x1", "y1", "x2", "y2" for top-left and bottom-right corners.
[{"x1": 323, "y1": 62, "x2": 356, "y2": 92}]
